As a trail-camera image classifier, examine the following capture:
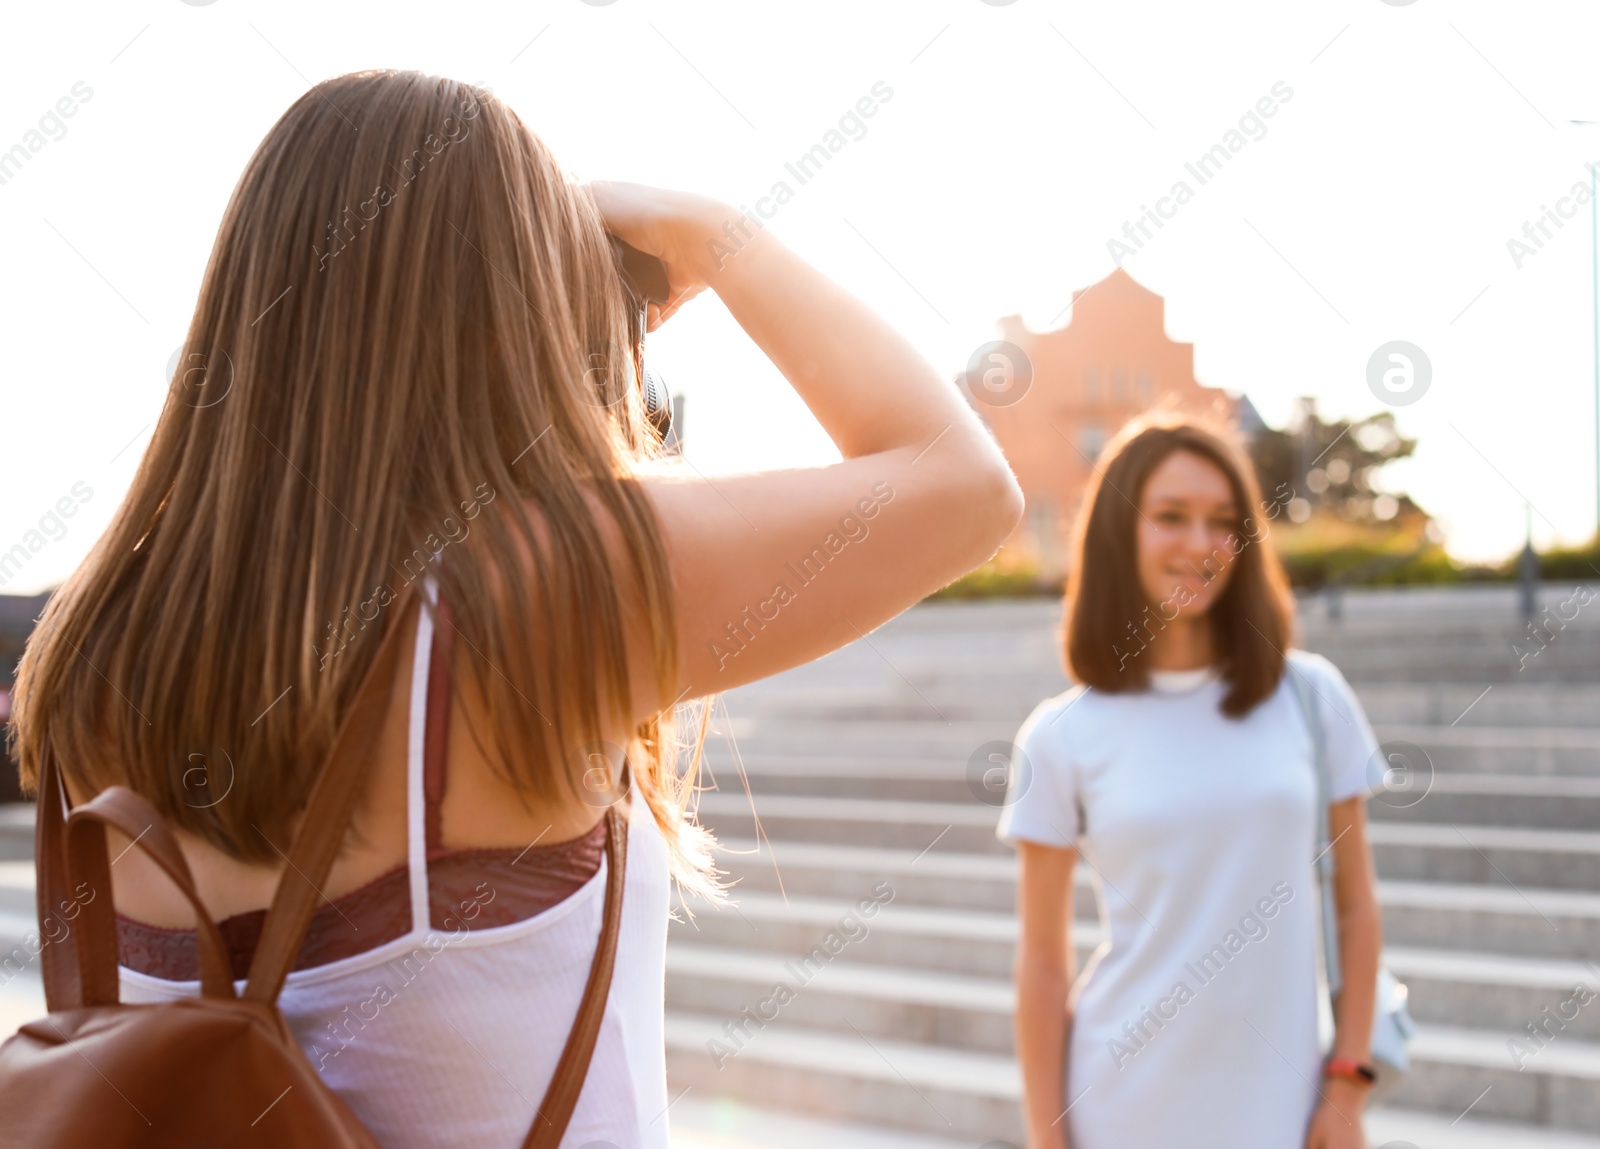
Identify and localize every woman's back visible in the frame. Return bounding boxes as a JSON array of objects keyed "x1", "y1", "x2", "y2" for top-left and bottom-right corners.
[
  {"x1": 113, "y1": 586, "x2": 672, "y2": 1148},
  {"x1": 88, "y1": 581, "x2": 611, "y2": 937}
]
